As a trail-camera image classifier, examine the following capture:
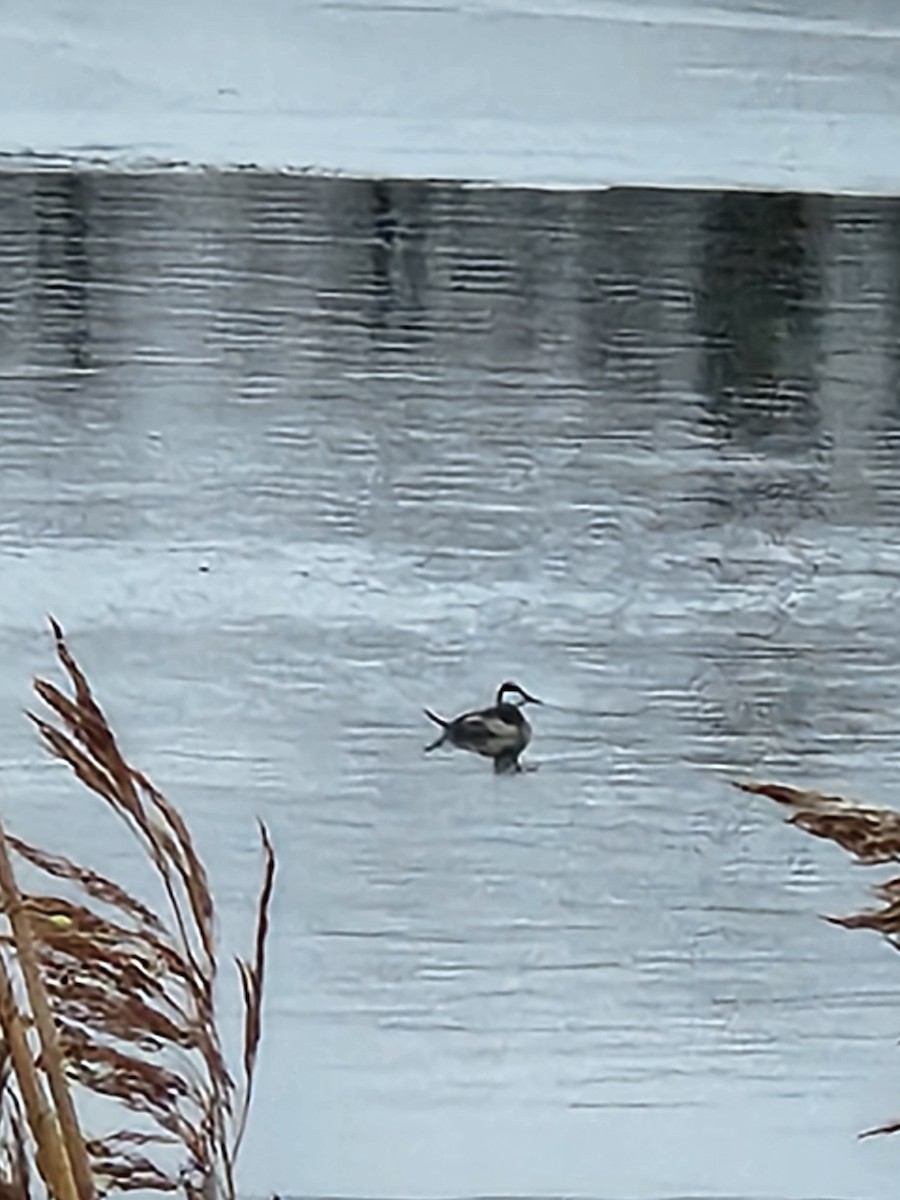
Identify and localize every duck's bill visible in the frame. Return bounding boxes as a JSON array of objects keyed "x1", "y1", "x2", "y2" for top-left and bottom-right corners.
[{"x1": 522, "y1": 691, "x2": 542, "y2": 705}]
